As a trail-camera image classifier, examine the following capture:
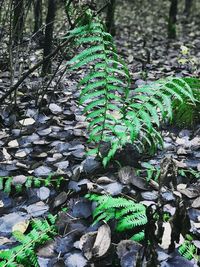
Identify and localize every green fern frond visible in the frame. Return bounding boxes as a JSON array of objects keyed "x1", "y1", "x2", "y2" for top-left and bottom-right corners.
[
  {"x1": 178, "y1": 240, "x2": 197, "y2": 260},
  {"x1": 116, "y1": 214, "x2": 148, "y2": 231},
  {"x1": 0, "y1": 215, "x2": 57, "y2": 267},
  {"x1": 0, "y1": 175, "x2": 64, "y2": 195},
  {"x1": 86, "y1": 193, "x2": 147, "y2": 236},
  {"x1": 67, "y1": 14, "x2": 200, "y2": 165},
  {"x1": 131, "y1": 231, "x2": 145, "y2": 242},
  {"x1": 122, "y1": 77, "x2": 198, "y2": 155}
]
